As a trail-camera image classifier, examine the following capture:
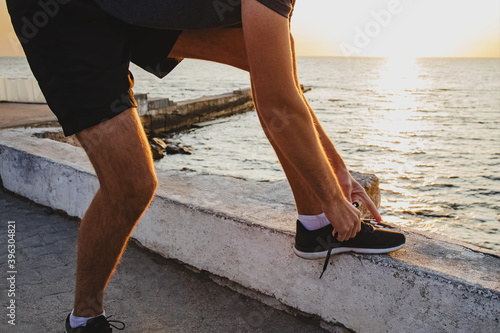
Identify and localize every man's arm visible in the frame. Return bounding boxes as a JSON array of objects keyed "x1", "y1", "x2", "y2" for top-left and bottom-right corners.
[{"x1": 288, "y1": 34, "x2": 382, "y2": 221}]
